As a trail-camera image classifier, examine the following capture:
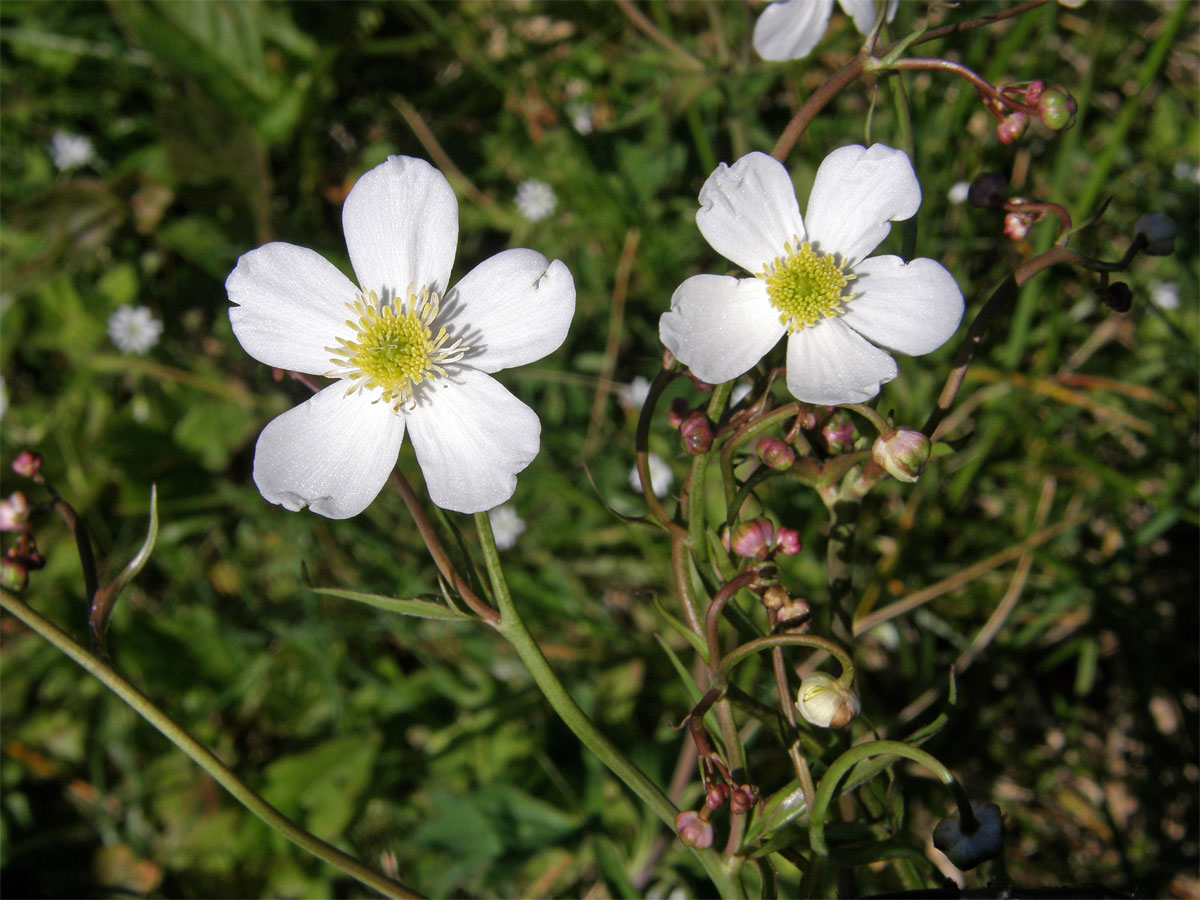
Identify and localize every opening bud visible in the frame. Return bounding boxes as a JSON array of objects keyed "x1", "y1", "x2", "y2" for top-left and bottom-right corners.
[
  {"x1": 774, "y1": 527, "x2": 801, "y2": 556},
  {"x1": 675, "y1": 810, "x2": 714, "y2": 849},
  {"x1": 705, "y1": 782, "x2": 730, "y2": 812},
  {"x1": 821, "y1": 411, "x2": 856, "y2": 455},
  {"x1": 1037, "y1": 86, "x2": 1077, "y2": 131},
  {"x1": 756, "y1": 437, "x2": 795, "y2": 471},
  {"x1": 730, "y1": 784, "x2": 759, "y2": 816},
  {"x1": 725, "y1": 519, "x2": 775, "y2": 560},
  {"x1": 933, "y1": 801, "x2": 1004, "y2": 870},
  {"x1": 968, "y1": 172, "x2": 1008, "y2": 209},
  {"x1": 11, "y1": 451, "x2": 42, "y2": 479},
  {"x1": 996, "y1": 112, "x2": 1029, "y2": 145},
  {"x1": 796, "y1": 672, "x2": 860, "y2": 729},
  {"x1": 872, "y1": 428, "x2": 931, "y2": 483},
  {"x1": 1101, "y1": 282, "x2": 1133, "y2": 313},
  {"x1": 0, "y1": 492, "x2": 30, "y2": 532},
  {"x1": 1003, "y1": 211, "x2": 1032, "y2": 242},
  {"x1": 680, "y1": 411, "x2": 713, "y2": 455},
  {"x1": 1134, "y1": 212, "x2": 1177, "y2": 256},
  {"x1": 0, "y1": 556, "x2": 29, "y2": 592}
]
